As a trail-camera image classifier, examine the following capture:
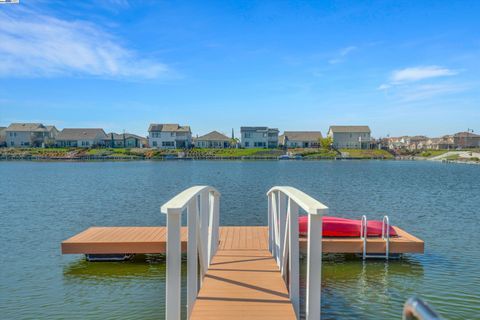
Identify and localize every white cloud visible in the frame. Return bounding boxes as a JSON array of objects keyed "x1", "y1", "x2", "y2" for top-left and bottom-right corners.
[
  {"x1": 0, "y1": 8, "x2": 169, "y2": 79},
  {"x1": 399, "y1": 84, "x2": 468, "y2": 102},
  {"x1": 390, "y1": 66, "x2": 457, "y2": 83},
  {"x1": 328, "y1": 46, "x2": 357, "y2": 64}
]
